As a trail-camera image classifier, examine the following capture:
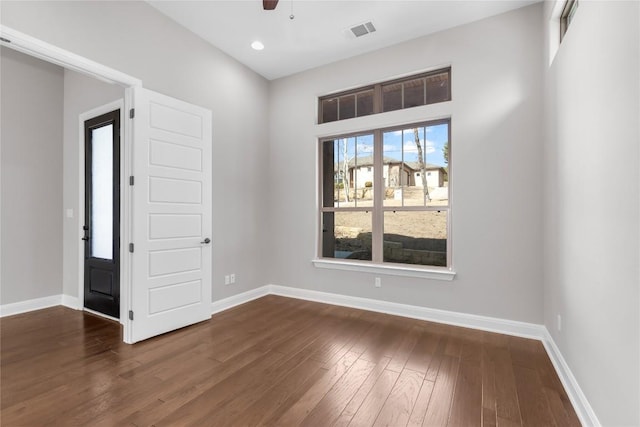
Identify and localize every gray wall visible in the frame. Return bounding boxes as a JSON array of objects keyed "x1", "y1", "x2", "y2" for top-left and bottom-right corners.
[
  {"x1": 268, "y1": 4, "x2": 544, "y2": 323},
  {"x1": 62, "y1": 70, "x2": 124, "y2": 298},
  {"x1": 0, "y1": 48, "x2": 64, "y2": 304},
  {"x1": 543, "y1": 1, "x2": 640, "y2": 425},
  {"x1": 1, "y1": 0, "x2": 271, "y2": 302}
]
